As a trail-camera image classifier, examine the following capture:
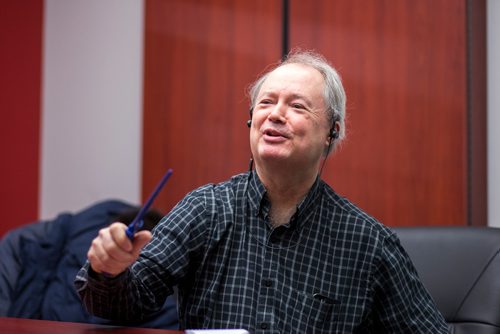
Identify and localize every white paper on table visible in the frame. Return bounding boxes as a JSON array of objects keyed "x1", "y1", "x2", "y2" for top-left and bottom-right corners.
[{"x1": 185, "y1": 330, "x2": 249, "y2": 334}]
